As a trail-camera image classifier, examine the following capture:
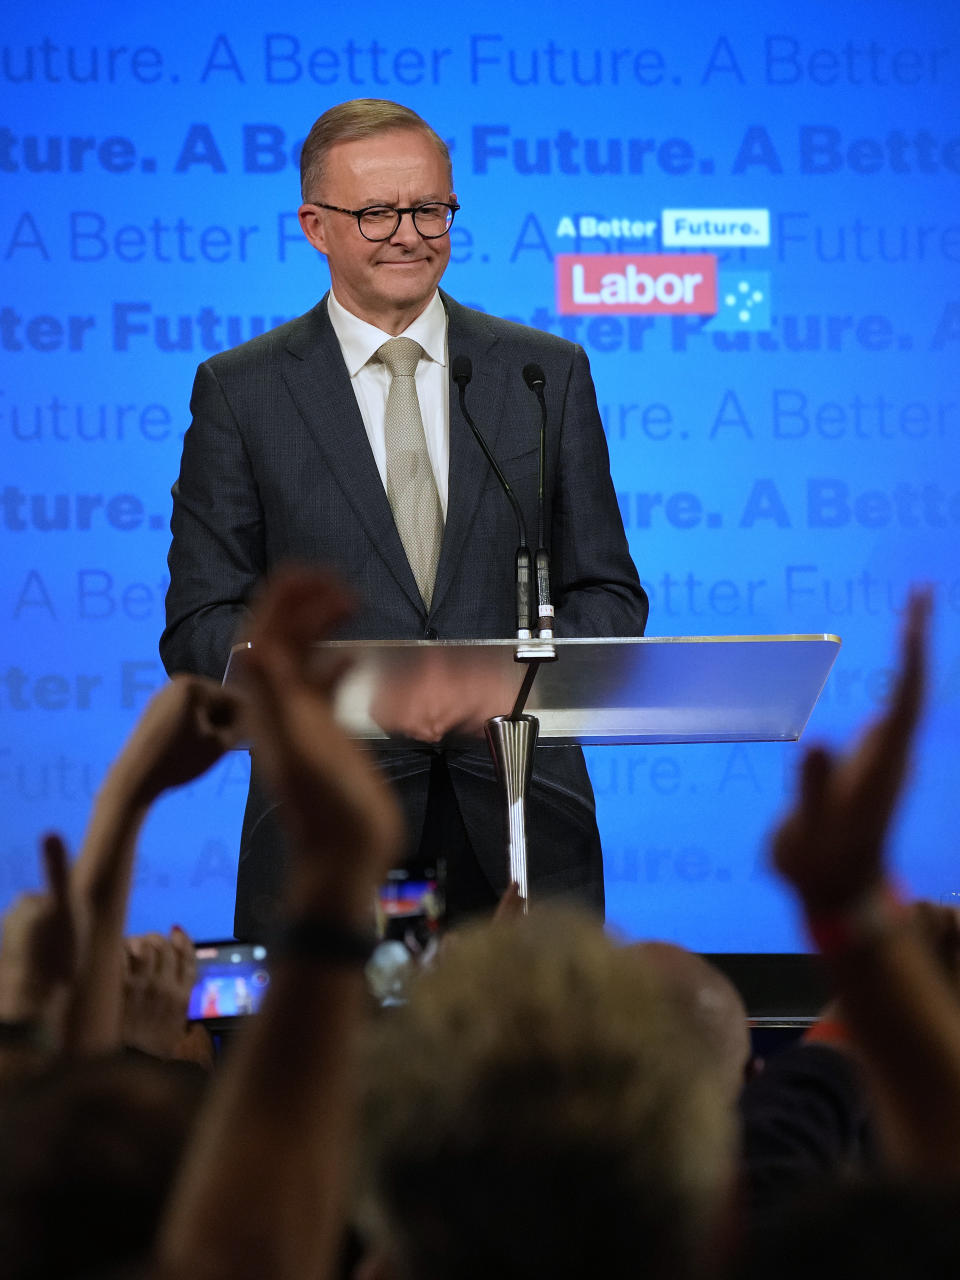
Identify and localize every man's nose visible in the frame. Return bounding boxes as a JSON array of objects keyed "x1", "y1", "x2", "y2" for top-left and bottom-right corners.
[{"x1": 388, "y1": 211, "x2": 422, "y2": 246}]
